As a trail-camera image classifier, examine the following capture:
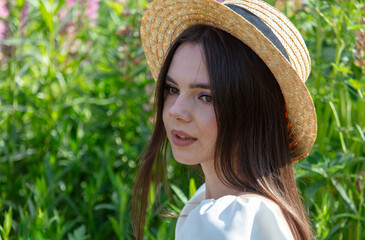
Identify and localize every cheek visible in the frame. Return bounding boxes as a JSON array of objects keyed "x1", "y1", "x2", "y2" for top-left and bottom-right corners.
[
  {"x1": 162, "y1": 98, "x2": 168, "y2": 117},
  {"x1": 162, "y1": 100, "x2": 171, "y2": 132},
  {"x1": 208, "y1": 122, "x2": 218, "y2": 145},
  {"x1": 200, "y1": 109, "x2": 218, "y2": 143},
  {"x1": 202, "y1": 120, "x2": 218, "y2": 160},
  {"x1": 162, "y1": 95, "x2": 178, "y2": 130},
  {"x1": 208, "y1": 108, "x2": 217, "y2": 131}
]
